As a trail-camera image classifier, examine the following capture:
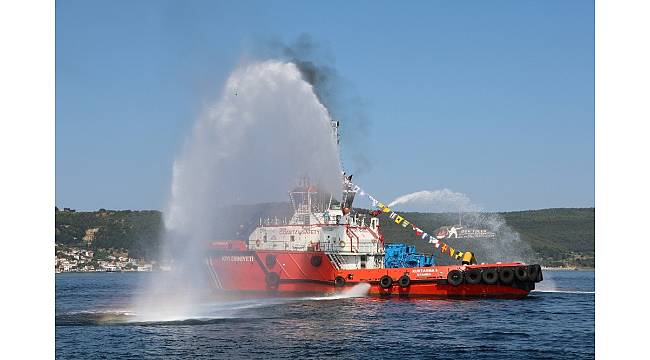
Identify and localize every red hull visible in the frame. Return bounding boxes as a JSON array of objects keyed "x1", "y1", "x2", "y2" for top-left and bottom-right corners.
[{"x1": 207, "y1": 247, "x2": 539, "y2": 299}]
